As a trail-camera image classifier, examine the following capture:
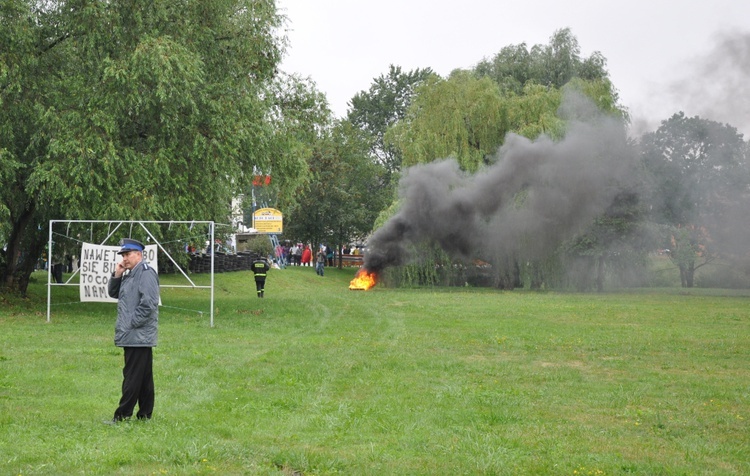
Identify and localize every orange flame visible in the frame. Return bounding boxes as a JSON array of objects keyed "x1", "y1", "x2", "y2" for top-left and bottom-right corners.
[{"x1": 349, "y1": 268, "x2": 378, "y2": 291}]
